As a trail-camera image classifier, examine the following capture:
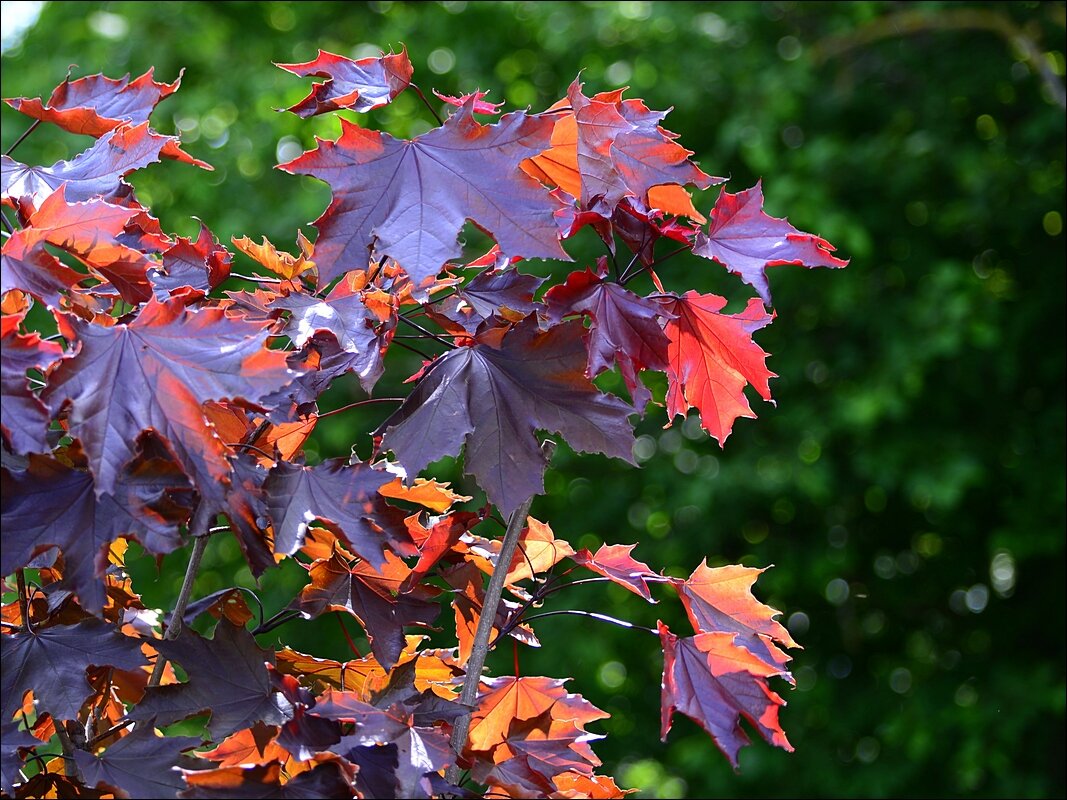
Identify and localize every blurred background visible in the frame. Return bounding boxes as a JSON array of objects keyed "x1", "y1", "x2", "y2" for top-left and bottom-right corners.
[{"x1": 3, "y1": 2, "x2": 1064, "y2": 797}]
